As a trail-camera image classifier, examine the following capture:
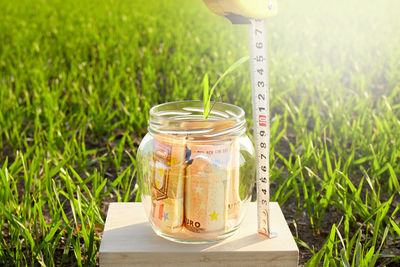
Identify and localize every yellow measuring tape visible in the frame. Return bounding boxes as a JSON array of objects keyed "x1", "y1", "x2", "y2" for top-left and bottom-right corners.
[{"x1": 203, "y1": 0, "x2": 277, "y2": 19}]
